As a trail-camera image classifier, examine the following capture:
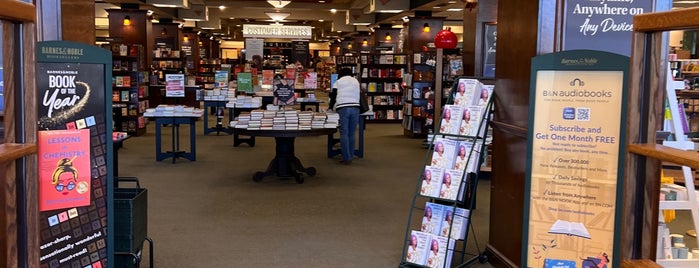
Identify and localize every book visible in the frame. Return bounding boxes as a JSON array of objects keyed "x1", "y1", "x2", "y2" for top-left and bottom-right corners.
[
  {"x1": 430, "y1": 137, "x2": 458, "y2": 170},
  {"x1": 115, "y1": 76, "x2": 124, "y2": 87},
  {"x1": 454, "y1": 140, "x2": 482, "y2": 174},
  {"x1": 422, "y1": 202, "x2": 444, "y2": 236},
  {"x1": 439, "y1": 105, "x2": 463, "y2": 135},
  {"x1": 304, "y1": 72, "x2": 317, "y2": 89},
  {"x1": 120, "y1": 90, "x2": 130, "y2": 102},
  {"x1": 122, "y1": 75, "x2": 131, "y2": 87},
  {"x1": 425, "y1": 234, "x2": 455, "y2": 268},
  {"x1": 38, "y1": 129, "x2": 92, "y2": 211},
  {"x1": 421, "y1": 165, "x2": 443, "y2": 198},
  {"x1": 548, "y1": 219, "x2": 591, "y2": 239},
  {"x1": 405, "y1": 230, "x2": 430, "y2": 265},
  {"x1": 439, "y1": 169, "x2": 464, "y2": 201},
  {"x1": 453, "y1": 78, "x2": 482, "y2": 107},
  {"x1": 447, "y1": 207, "x2": 470, "y2": 240},
  {"x1": 458, "y1": 106, "x2": 485, "y2": 137}
]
